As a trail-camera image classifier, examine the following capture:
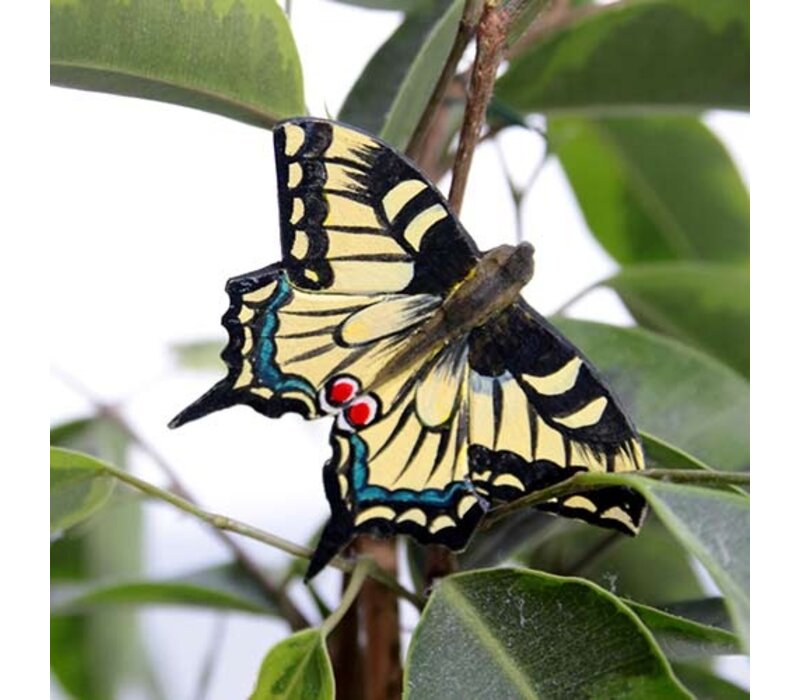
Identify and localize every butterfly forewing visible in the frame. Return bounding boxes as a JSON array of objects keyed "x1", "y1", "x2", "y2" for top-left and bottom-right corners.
[{"x1": 274, "y1": 119, "x2": 479, "y2": 296}]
